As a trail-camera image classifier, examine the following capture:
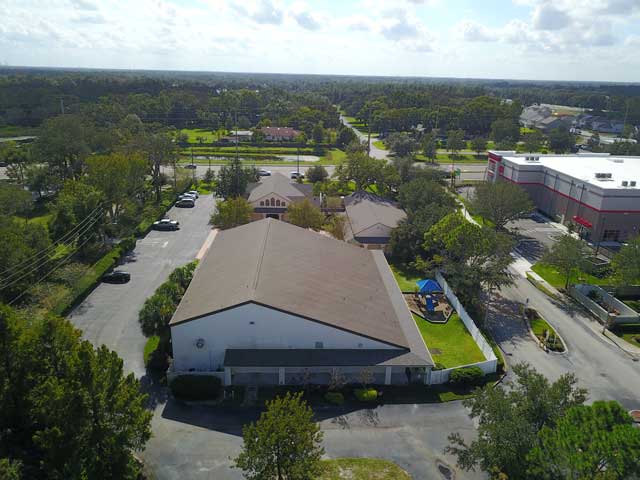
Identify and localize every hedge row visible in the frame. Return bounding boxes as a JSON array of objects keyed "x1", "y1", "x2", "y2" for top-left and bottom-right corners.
[
  {"x1": 170, "y1": 374, "x2": 223, "y2": 400},
  {"x1": 51, "y1": 240, "x2": 132, "y2": 316}
]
